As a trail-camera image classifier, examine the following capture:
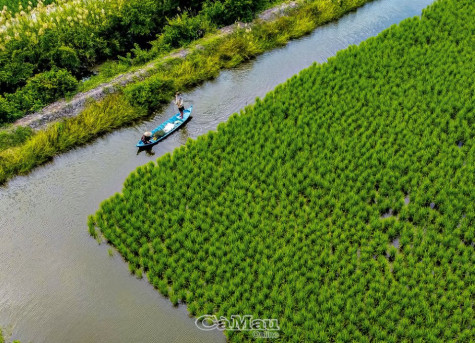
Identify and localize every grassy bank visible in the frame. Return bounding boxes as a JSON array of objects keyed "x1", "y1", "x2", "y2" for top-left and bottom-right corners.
[
  {"x1": 0, "y1": 0, "x2": 373, "y2": 185},
  {"x1": 0, "y1": 94, "x2": 144, "y2": 183},
  {"x1": 90, "y1": 0, "x2": 474, "y2": 341}
]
